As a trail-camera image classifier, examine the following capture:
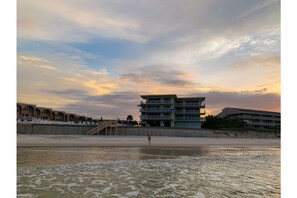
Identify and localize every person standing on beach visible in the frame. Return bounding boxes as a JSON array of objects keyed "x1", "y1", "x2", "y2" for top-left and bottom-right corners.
[{"x1": 147, "y1": 133, "x2": 151, "y2": 147}]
